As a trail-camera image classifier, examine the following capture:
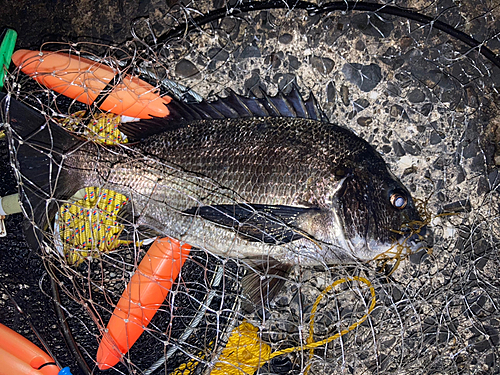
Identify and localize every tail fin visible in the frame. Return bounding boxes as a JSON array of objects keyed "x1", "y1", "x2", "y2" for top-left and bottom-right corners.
[{"x1": 1, "y1": 92, "x2": 85, "y2": 250}]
